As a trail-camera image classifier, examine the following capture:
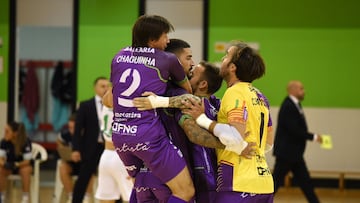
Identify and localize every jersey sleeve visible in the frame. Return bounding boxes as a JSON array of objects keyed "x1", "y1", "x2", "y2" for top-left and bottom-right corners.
[{"x1": 222, "y1": 90, "x2": 247, "y2": 124}]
